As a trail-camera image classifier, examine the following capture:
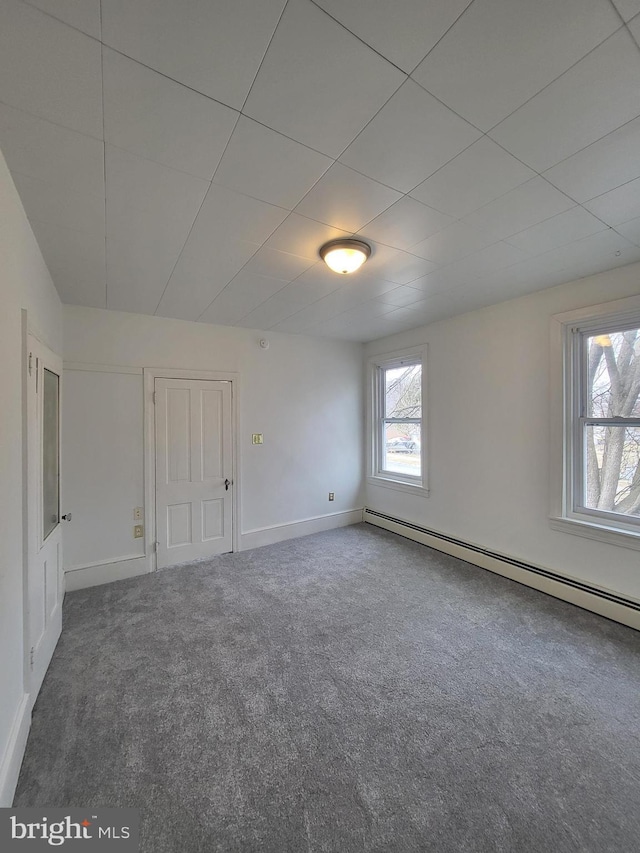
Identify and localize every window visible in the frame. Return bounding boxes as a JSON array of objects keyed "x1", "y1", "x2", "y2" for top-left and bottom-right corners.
[
  {"x1": 369, "y1": 348, "x2": 427, "y2": 494},
  {"x1": 554, "y1": 302, "x2": 640, "y2": 546}
]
